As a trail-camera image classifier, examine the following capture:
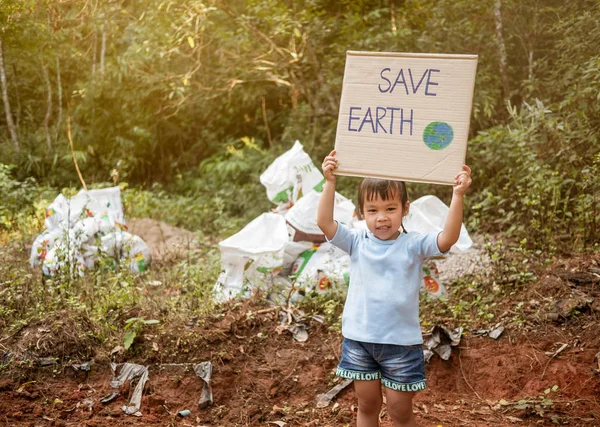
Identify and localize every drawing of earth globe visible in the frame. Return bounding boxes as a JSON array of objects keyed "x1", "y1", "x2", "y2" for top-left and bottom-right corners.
[{"x1": 423, "y1": 122, "x2": 454, "y2": 150}]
